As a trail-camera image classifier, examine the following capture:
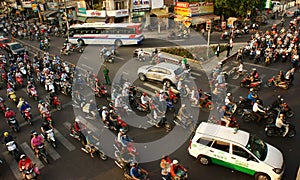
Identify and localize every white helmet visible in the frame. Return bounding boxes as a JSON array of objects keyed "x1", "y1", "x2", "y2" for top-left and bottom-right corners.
[
  {"x1": 226, "y1": 93, "x2": 231, "y2": 96},
  {"x1": 172, "y1": 159, "x2": 178, "y2": 165}
]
